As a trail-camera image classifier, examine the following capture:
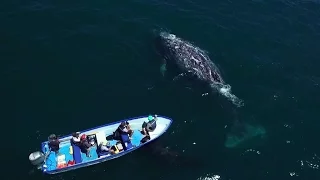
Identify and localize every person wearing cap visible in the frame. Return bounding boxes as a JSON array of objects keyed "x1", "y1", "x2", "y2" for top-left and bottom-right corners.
[
  {"x1": 140, "y1": 115, "x2": 158, "y2": 144},
  {"x1": 144, "y1": 114, "x2": 158, "y2": 132}
]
